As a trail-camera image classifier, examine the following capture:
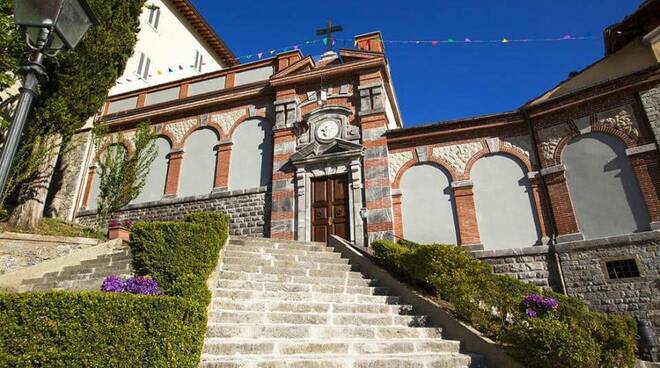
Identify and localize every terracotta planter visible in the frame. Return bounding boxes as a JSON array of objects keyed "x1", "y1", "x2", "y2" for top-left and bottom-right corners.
[{"x1": 108, "y1": 226, "x2": 130, "y2": 243}]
